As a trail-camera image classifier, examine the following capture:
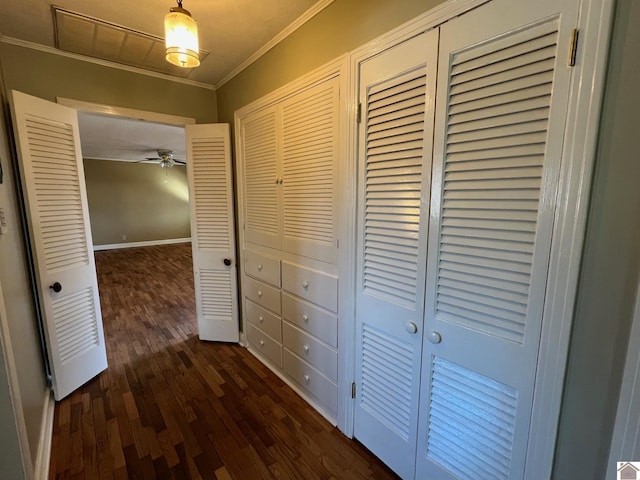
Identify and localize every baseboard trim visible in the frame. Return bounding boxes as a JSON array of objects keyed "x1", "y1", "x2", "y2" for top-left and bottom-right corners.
[
  {"x1": 34, "y1": 389, "x2": 54, "y2": 480},
  {"x1": 93, "y1": 237, "x2": 191, "y2": 251}
]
